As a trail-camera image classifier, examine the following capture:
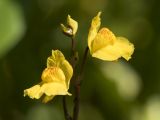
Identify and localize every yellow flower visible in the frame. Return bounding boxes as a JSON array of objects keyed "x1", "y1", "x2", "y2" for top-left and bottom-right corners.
[
  {"x1": 88, "y1": 12, "x2": 134, "y2": 61},
  {"x1": 61, "y1": 15, "x2": 78, "y2": 36},
  {"x1": 24, "y1": 50, "x2": 73, "y2": 103}
]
